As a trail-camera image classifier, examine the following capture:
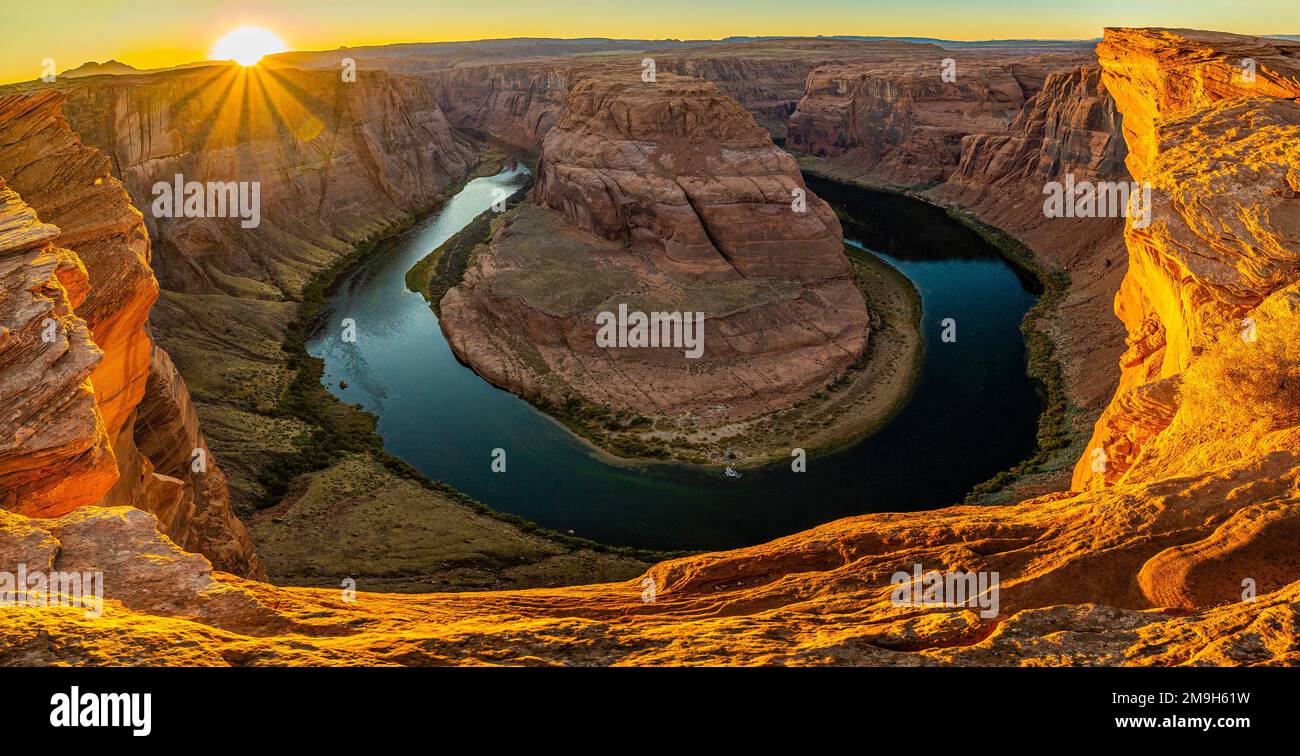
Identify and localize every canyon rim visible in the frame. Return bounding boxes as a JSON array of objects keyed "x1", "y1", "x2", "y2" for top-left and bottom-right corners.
[{"x1": 1, "y1": 0, "x2": 1299, "y2": 739}]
